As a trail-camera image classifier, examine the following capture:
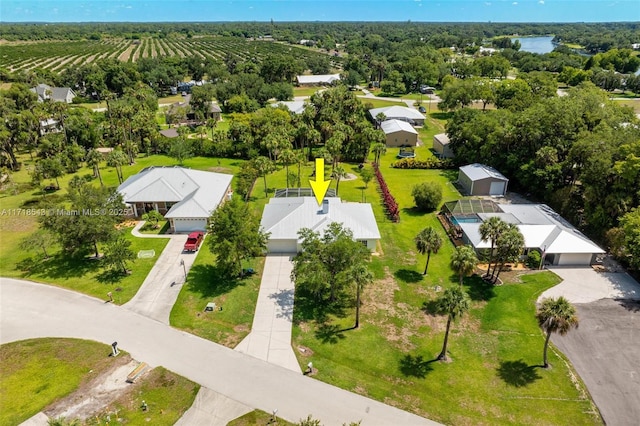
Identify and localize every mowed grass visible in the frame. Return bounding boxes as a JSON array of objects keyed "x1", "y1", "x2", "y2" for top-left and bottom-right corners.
[
  {"x1": 0, "y1": 153, "x2": 238, "y2": 302},
  {"x1": 614, "y1": 98, "x2": 640, "y2": 113},
  {"x1": 228, "y1": 410, "x2": 296, "y2": 426},
  {"x1": 0, "y1": 338, "x2": 126, "y2": 425},
  {"x1": 279, "y1": 146, "x2": 600, "y2": 424},
  {"x1": 293, "y1": 86, "x2": 323, "y2": 97},
  {"x1": 170, "y1": 248, "x2": 265, "y2": 348}
]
